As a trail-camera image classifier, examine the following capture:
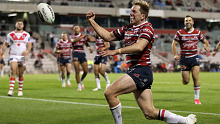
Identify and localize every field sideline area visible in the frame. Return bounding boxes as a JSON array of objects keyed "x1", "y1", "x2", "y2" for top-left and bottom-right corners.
[{"x1": 0, "y1": 72, "x2": 219, "y2": 124}]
